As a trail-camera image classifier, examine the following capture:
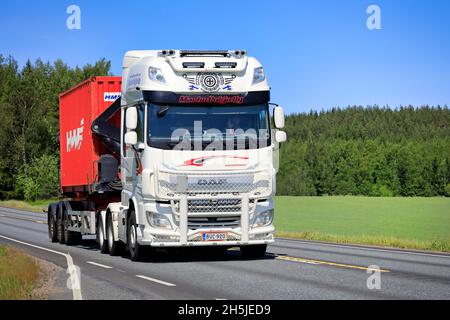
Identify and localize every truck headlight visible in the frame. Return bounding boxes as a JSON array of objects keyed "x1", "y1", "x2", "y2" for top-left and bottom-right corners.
[
  {"x1": 252, "y1": 67, "x2": 265, "y2": 84},
  {"x1": 148, "y1": 67, "x2": 166, "y2": 84},
  {"x1": 251, "y1": 209, "x2": 274, "y2": 228},
  {"x1": 147, "y1": 212, "x2": 172, "y2": 229}
]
